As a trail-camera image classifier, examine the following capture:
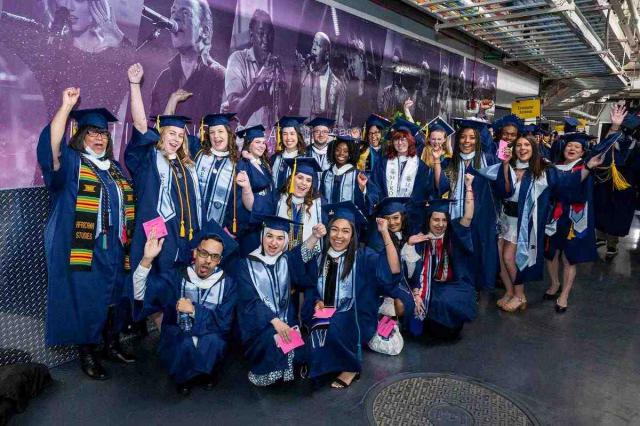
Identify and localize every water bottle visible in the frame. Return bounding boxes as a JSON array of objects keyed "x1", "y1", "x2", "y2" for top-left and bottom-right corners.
[{"x1": 178, "y1": 312, "x2": 192, "y2": 333}]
